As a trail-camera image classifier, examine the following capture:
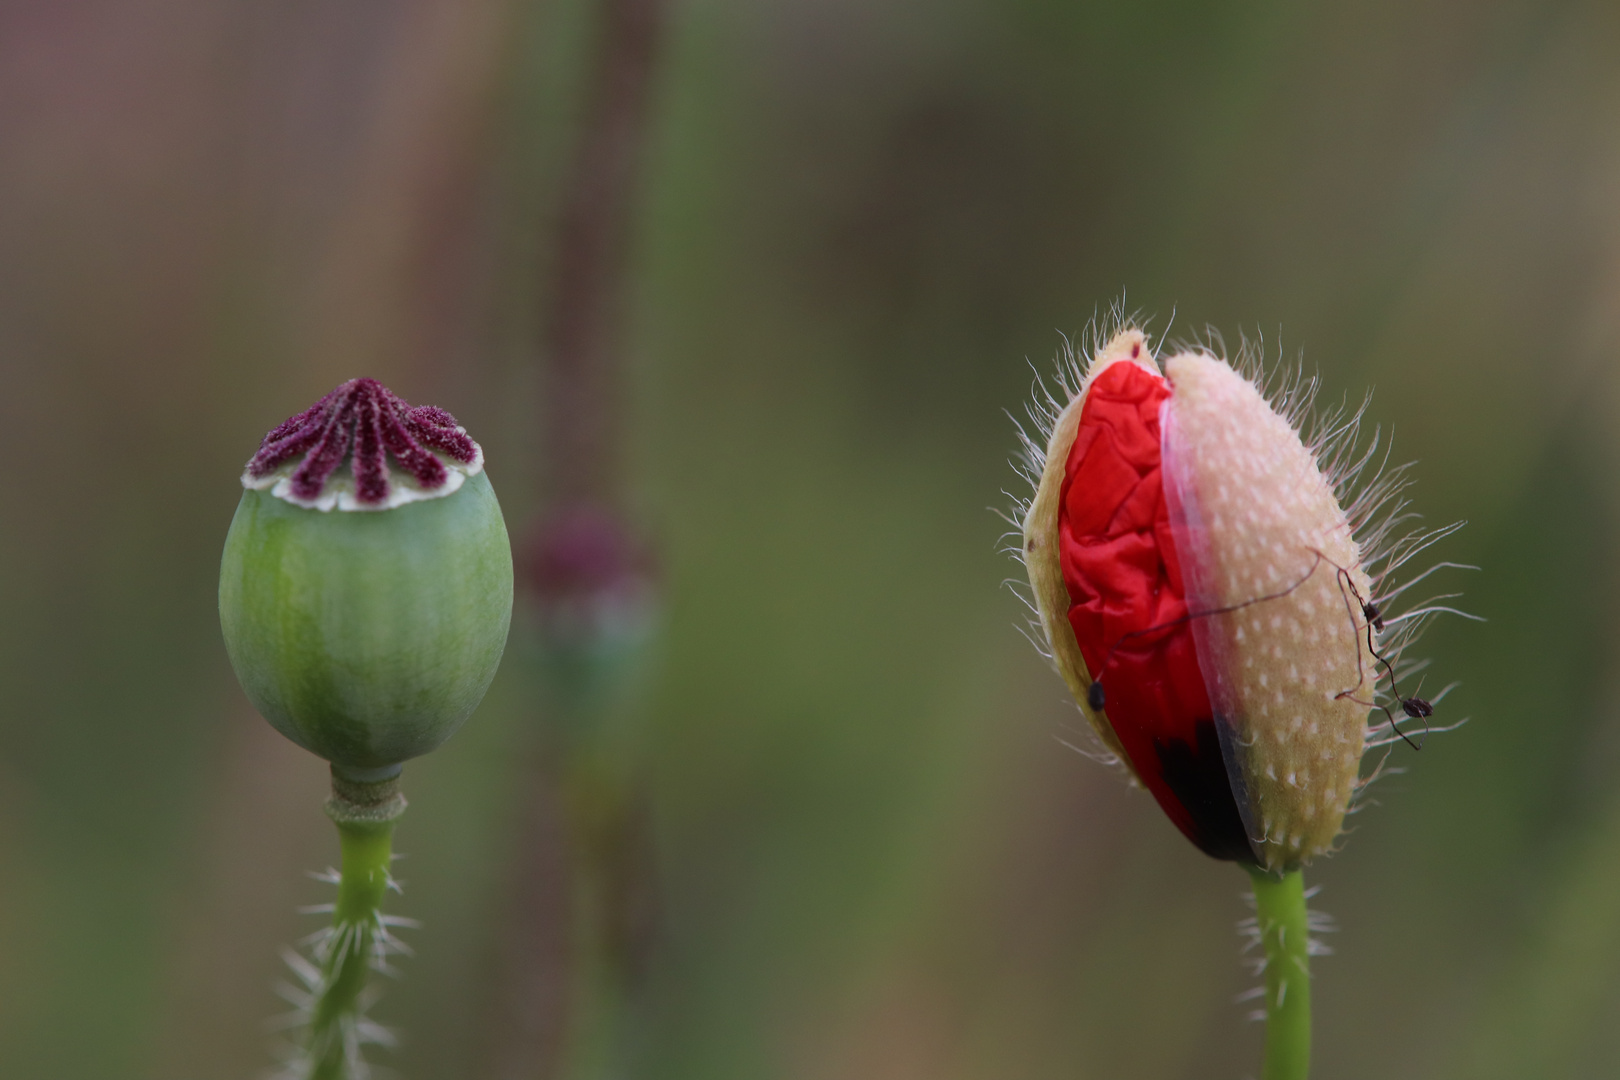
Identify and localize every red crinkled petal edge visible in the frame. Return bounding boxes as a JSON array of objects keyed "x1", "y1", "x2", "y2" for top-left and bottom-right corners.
[{"x1": 1058, "y1": 359, "x2": 1254, "y2": 863}]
